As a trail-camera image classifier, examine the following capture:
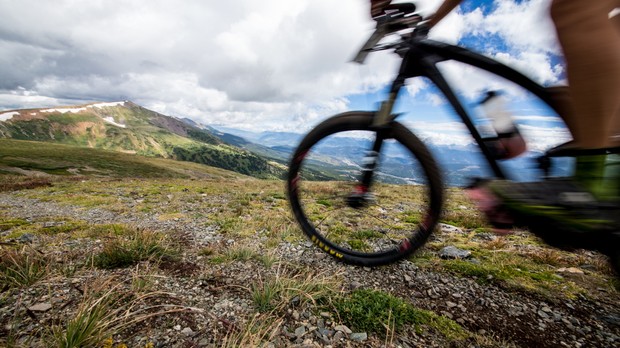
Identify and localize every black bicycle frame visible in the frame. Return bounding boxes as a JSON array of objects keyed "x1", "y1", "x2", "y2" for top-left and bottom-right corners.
[{"x1": 372, "y1": 38, "x2": 560, "y2": 180}]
